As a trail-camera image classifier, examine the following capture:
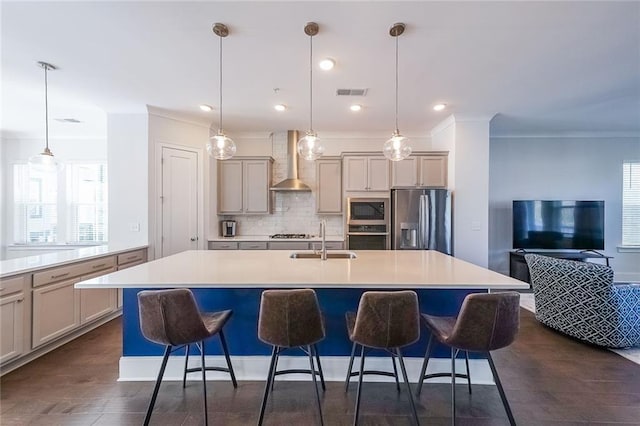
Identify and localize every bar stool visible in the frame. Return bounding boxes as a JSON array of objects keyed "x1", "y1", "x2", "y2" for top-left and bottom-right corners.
[
  {"x1": 137, "y1": 288, "x2": 237, "y2": 426},
  {"x1": 415, "y1": 292, "x2": 520, "y2": 426},
  {"x1": 257, "y1": 289, "x2": 326, "y2": 426},
  {"x1": 345, "y1": 290, "x2": 421, "y2": 426}
]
